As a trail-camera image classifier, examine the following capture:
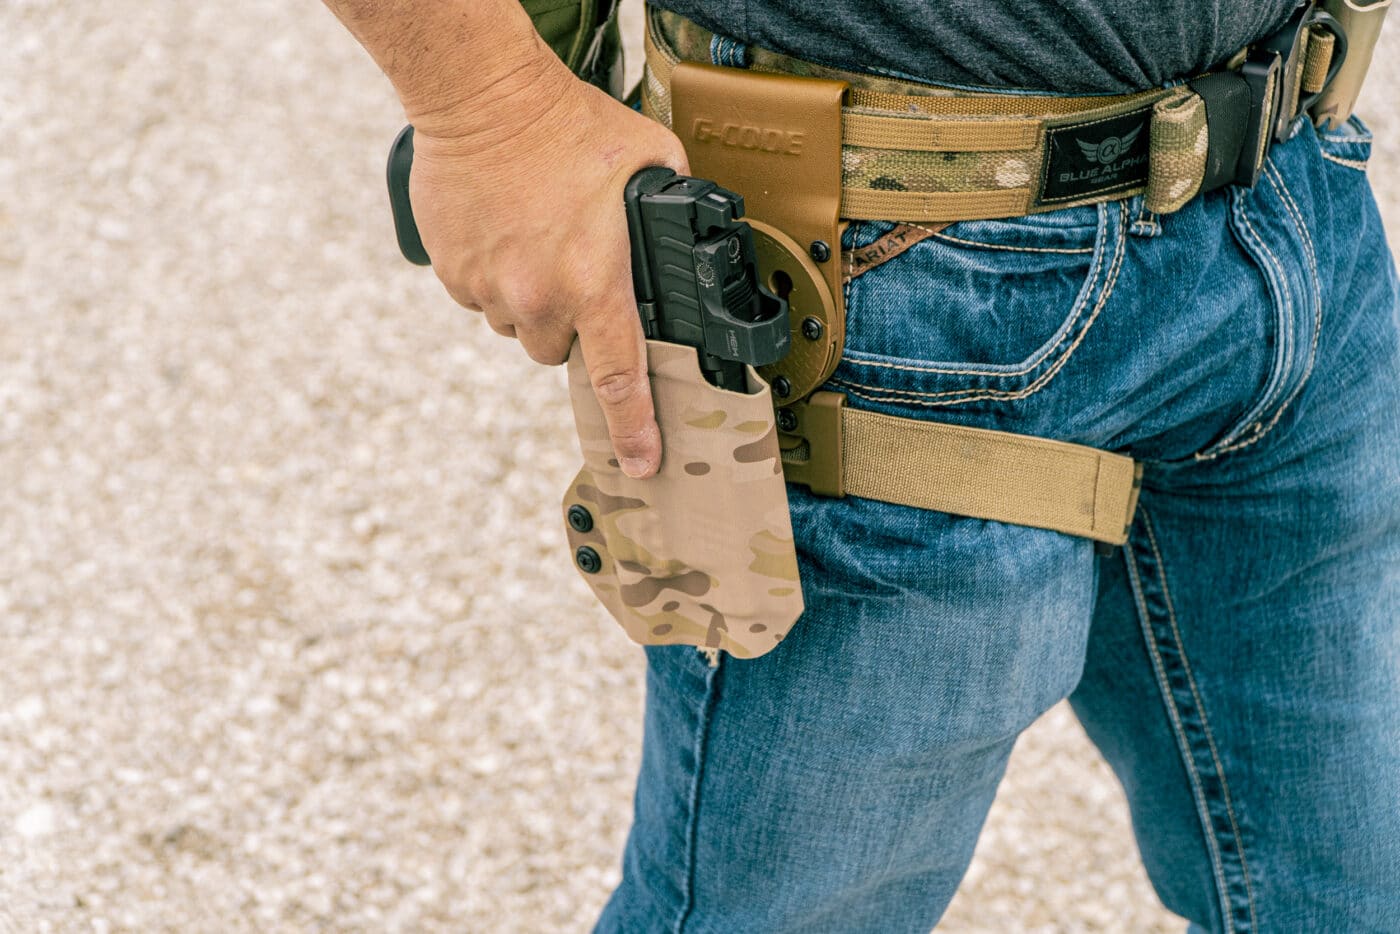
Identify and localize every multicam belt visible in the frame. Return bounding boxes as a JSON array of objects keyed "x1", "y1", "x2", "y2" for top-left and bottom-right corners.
[{"x1": 642, "y1": 3, "x2": 1350, "y2": 223}]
